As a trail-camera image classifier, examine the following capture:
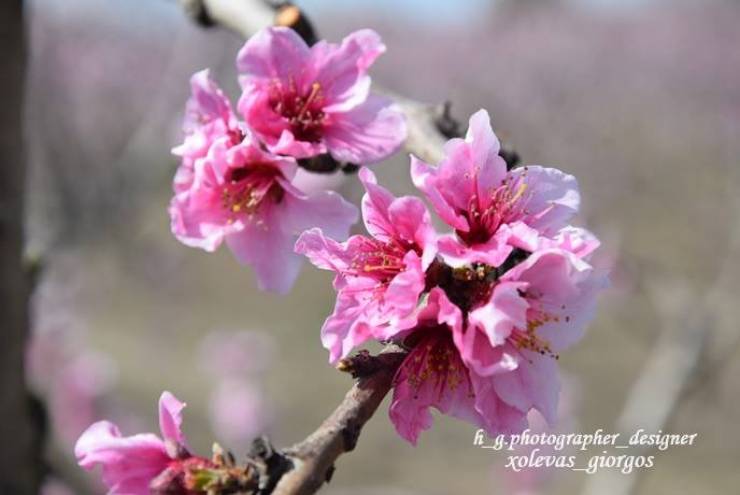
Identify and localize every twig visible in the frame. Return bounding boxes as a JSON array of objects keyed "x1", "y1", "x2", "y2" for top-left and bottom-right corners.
[
  {"x1": 272, "y1": 346, "x2": 407, "y2": 495},
  {"x1": 239, "y1": 346, "x2": 406, "y2": 495}
]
